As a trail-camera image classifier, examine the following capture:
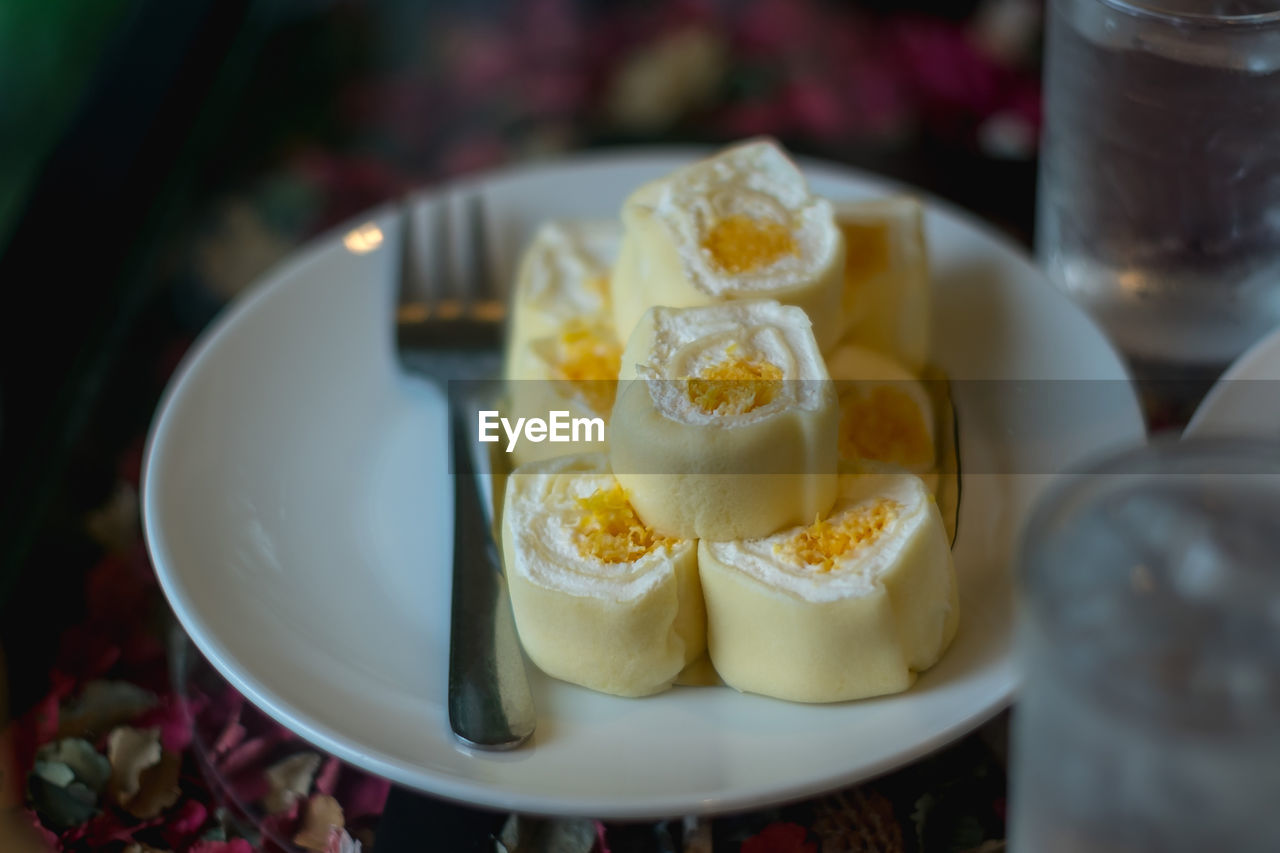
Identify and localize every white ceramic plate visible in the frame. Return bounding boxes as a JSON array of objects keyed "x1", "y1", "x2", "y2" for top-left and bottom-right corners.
[
  {"x1": 143, "y1": 150, "x2": 1146, "y2": 818},
  {"x1": 1185, "y1": 324, "x2": 1280, "y2": 439}
]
